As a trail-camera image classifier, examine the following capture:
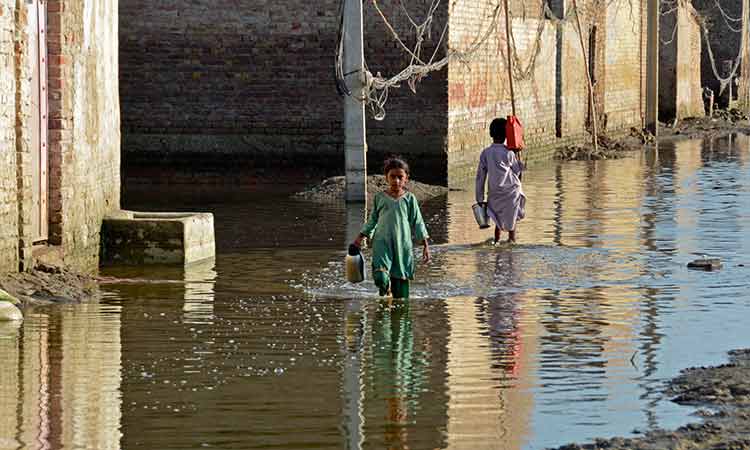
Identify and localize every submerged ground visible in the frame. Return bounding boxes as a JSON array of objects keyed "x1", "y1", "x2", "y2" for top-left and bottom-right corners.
[{"x1": 1, "y1": 134, "x2": 750, "y2": 449}]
